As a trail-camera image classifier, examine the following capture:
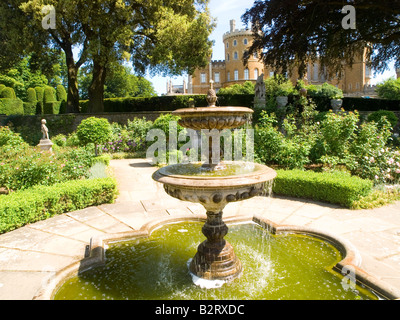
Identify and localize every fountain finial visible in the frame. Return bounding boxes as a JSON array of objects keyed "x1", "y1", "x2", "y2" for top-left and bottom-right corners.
[{"x1": 206, "y1": 80, "x2": 217, "y2": 107}]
